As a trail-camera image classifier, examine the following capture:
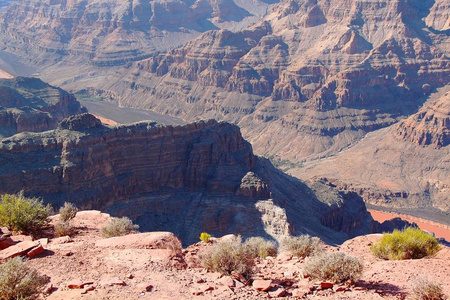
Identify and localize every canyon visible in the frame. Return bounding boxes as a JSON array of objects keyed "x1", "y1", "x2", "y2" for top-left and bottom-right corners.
[{"x1": 0, "y1": 108, "x2": 382, "y2": 245}]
